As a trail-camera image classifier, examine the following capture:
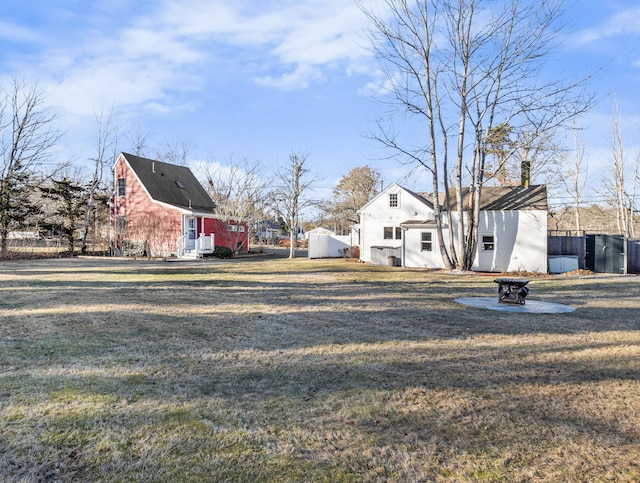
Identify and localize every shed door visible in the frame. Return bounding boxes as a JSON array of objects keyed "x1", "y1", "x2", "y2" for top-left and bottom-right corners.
[{"x1": 585, "y1": 234, "x2": 625, "y2": 273}]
